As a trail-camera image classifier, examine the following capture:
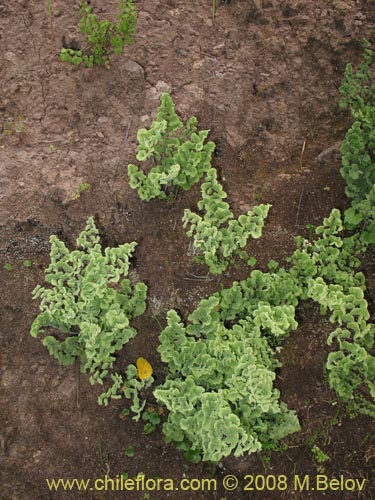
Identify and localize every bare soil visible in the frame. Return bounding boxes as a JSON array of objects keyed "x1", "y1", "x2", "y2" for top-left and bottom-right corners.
[{"x1": 1, "y1": 1, "x2": 375, "y2": 499}]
